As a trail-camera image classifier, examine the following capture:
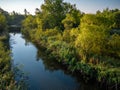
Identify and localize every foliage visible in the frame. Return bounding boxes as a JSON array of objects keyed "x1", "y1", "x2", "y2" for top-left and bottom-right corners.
[
  {"x1": 62, "y1": 6, "x2": 82, "y2": 30},
  {"x1": 0, "y1": 40, "x2": 21, "y2": 89},
  {"x1": 21, "y1": 0, "x2": 120, "y2": 87},
  {"x1": 22, "y1": 15, "x2": 37, "y2": 29},
  {"x1": 0, "y1": 8, "x2": 23, "y2": 89},
  {"x1": 96, "y1": 8, "x2": 120, "y2": 29},
  {"x1": 75, "y1": 14, "x2": 110, "y2": 62},
  {"x1": 8, "y1": 12, "x2": 25, "y2": 26},
  {"x1": 62, "y1": 28, "x2": 80, "y2": 43},
  {"x1": 108, "y1": 34, "x2": 120, "y2": 57},
  {"x1": 0, "y1": 13, "x2": 7, "y2": 33}
]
